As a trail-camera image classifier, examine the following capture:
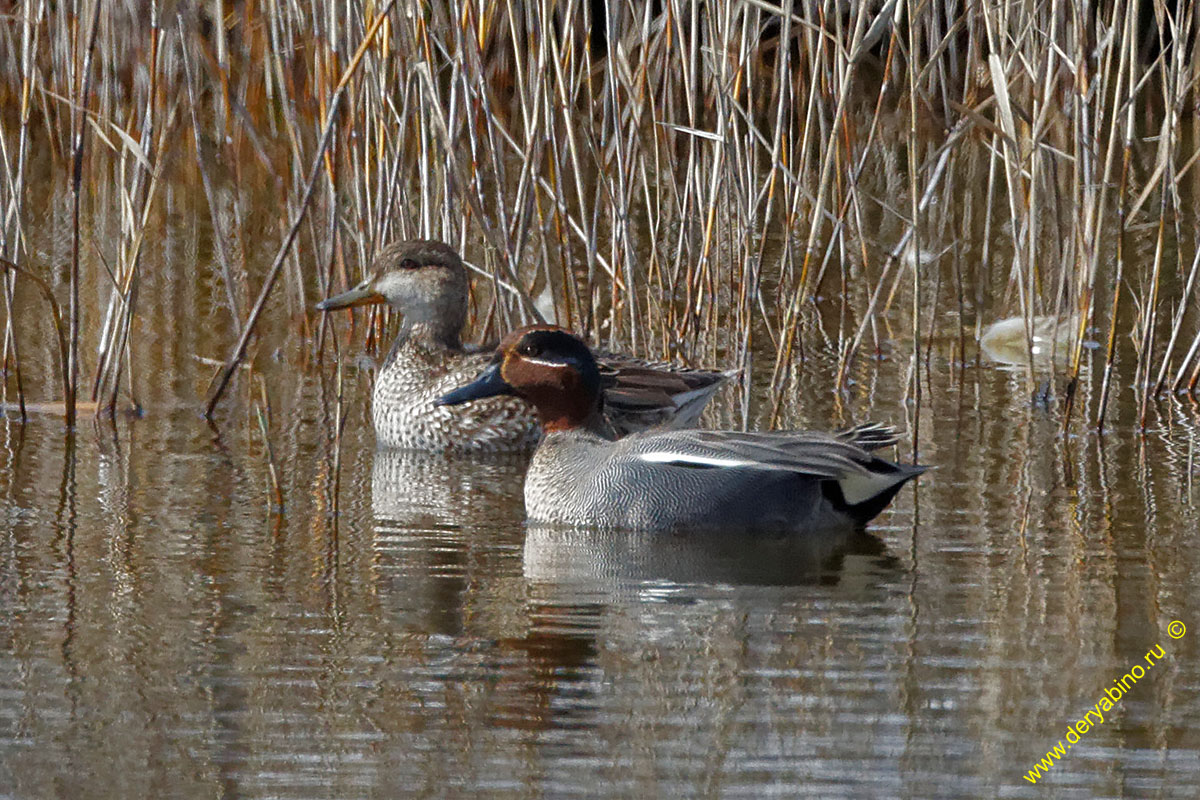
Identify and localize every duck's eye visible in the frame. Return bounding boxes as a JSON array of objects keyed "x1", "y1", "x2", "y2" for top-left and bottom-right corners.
[
  {"x1": 399, "y1": 258, "x2": 420, "y2": 270},
  {"x1": 517, "y1": 342, "x2": 540, "y2": 358}
]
